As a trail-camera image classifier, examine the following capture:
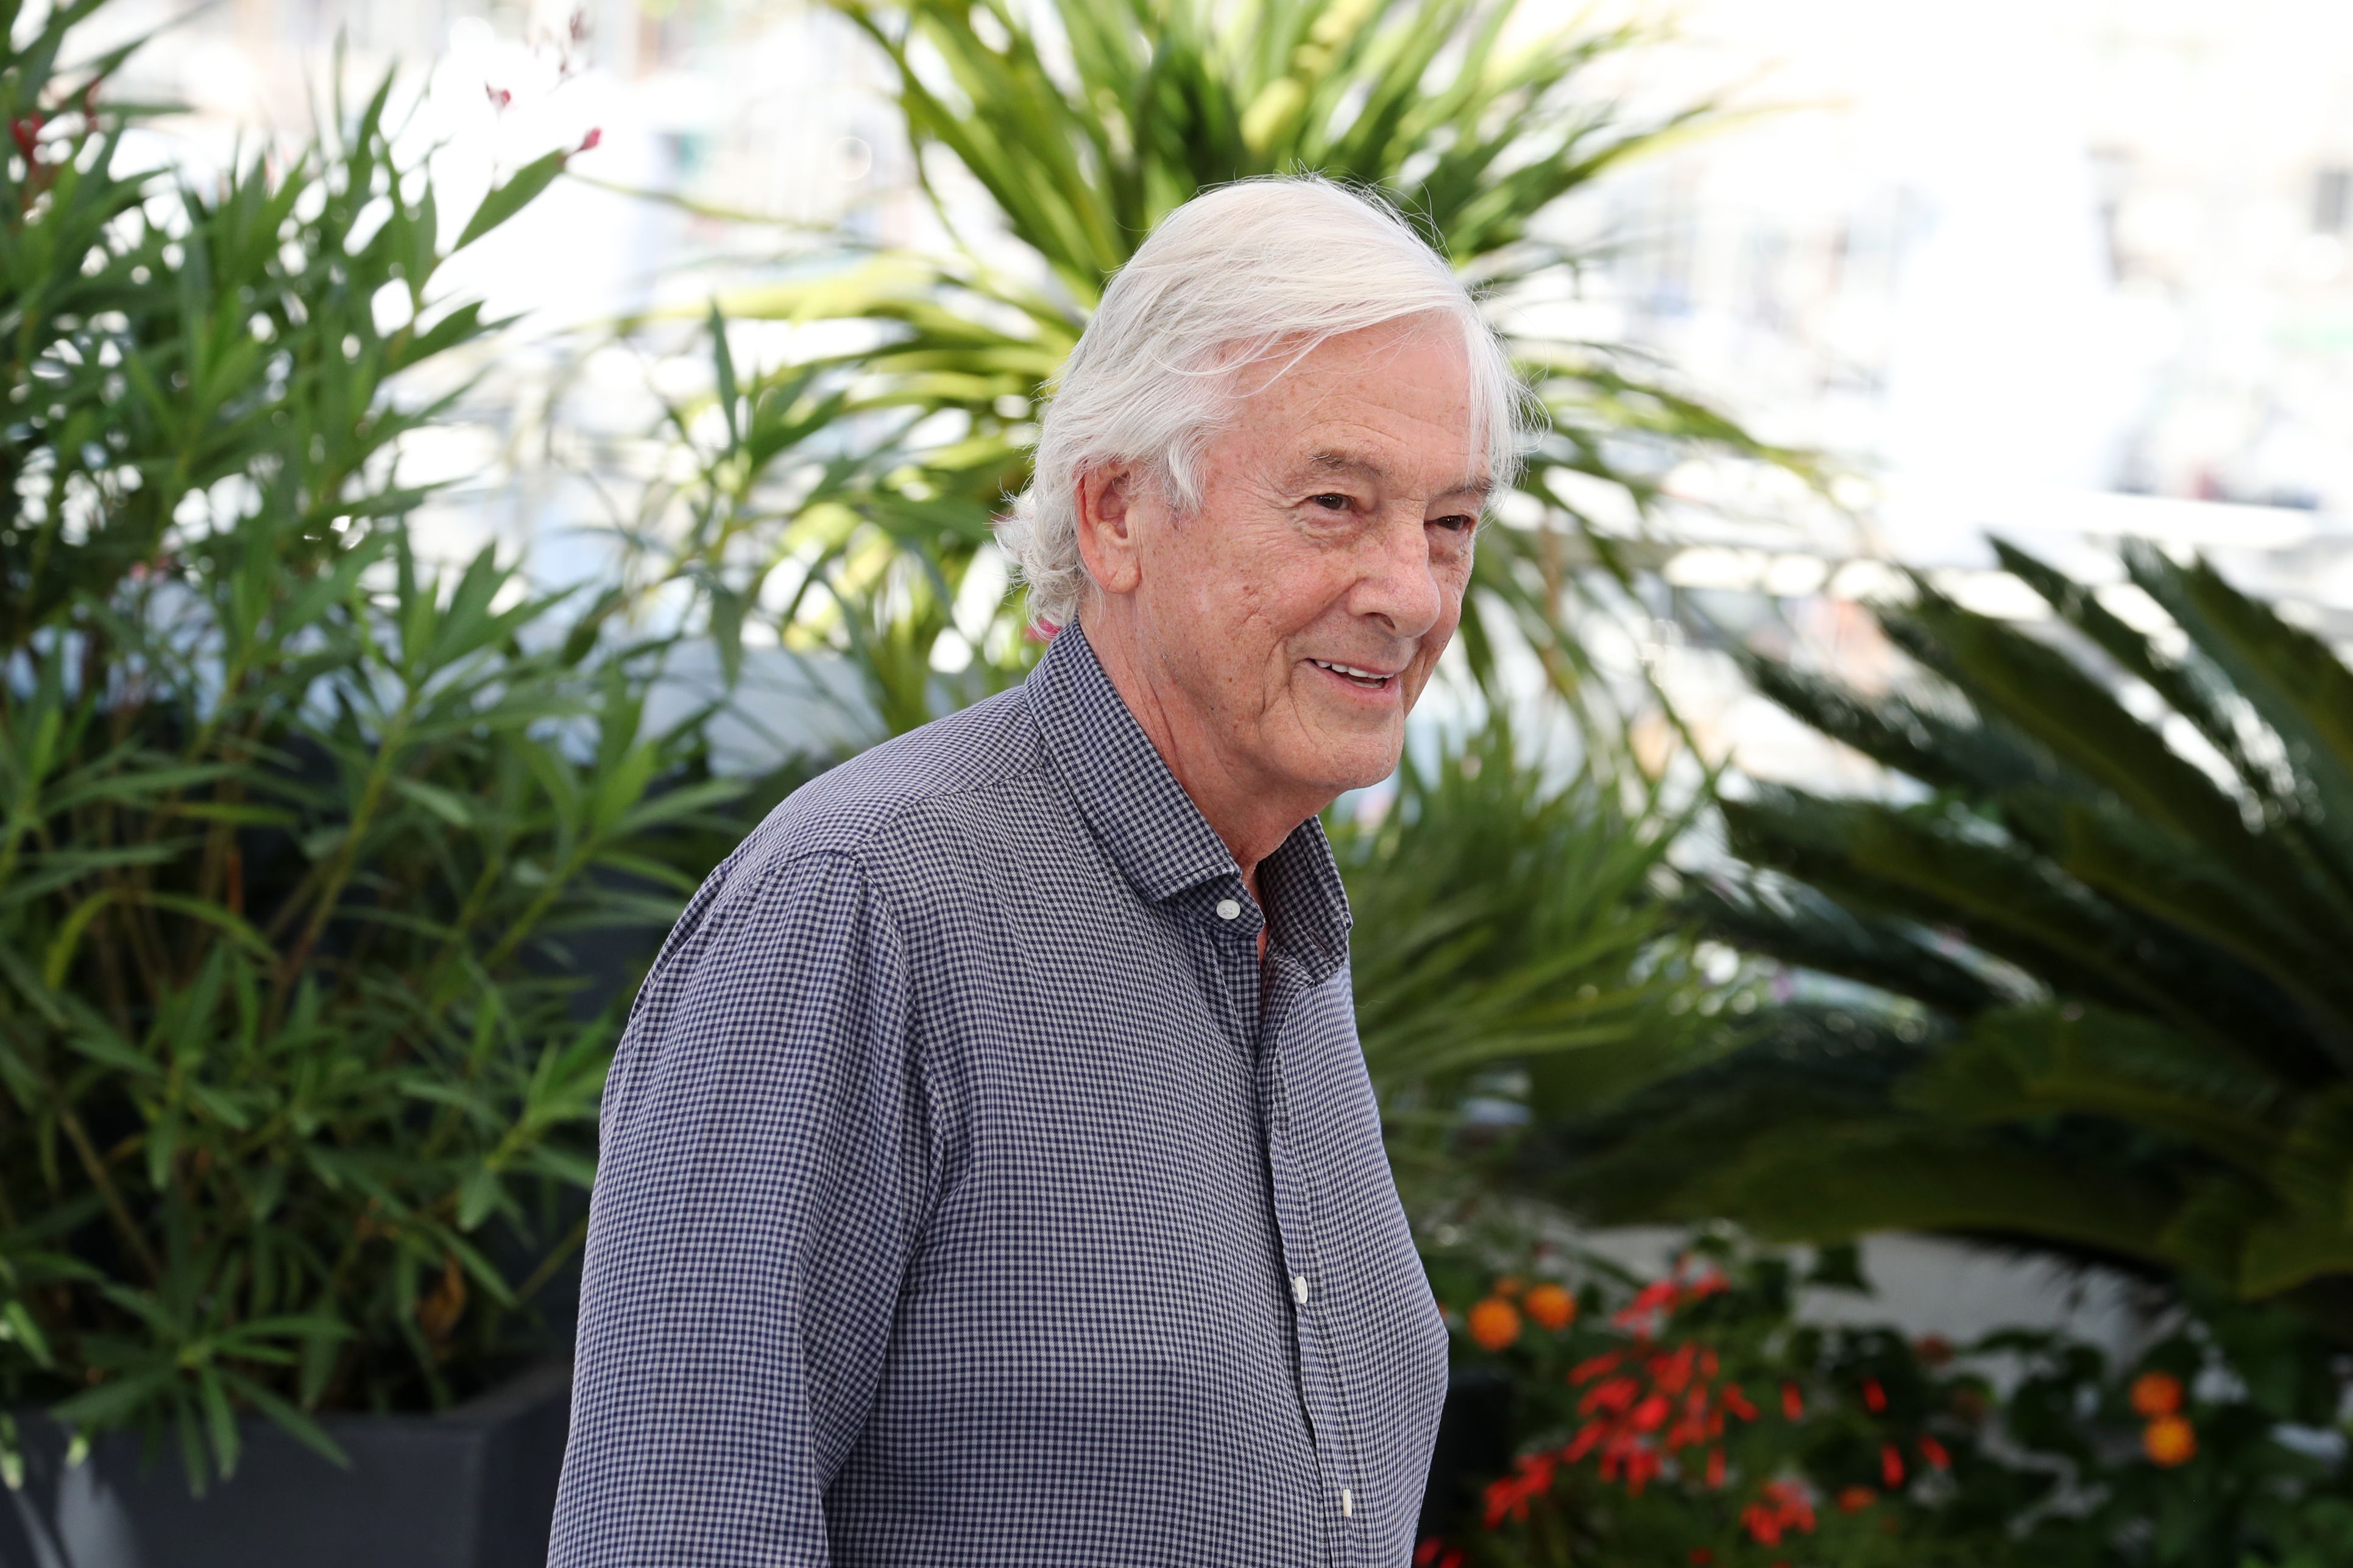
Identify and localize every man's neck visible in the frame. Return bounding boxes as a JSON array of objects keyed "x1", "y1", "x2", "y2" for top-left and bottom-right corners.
[{"x1": 1077, "y1": 615, "x2": 1318, "y2": 894}]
